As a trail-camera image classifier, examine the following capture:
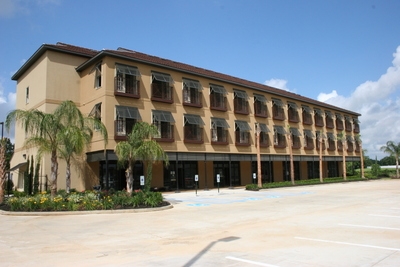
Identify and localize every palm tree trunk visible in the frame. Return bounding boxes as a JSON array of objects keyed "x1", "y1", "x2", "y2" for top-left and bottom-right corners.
[
  {"x1": 319, "y1": 137, "x2": 323, "y2": 183},
  {"x1": 50, "y1": 150, "x2": 58, "y2": 197},
  {"x1": 126, "y1": 161, "x2": 133, "y2": 195},
  {"x1": 396, "y1": 156, "x2": 399, "y2": 179},
  {"x1": 256, "y1": 128, "x2": 262, "y2": 188},
  {"x1": 66, "y1": 160, "x2": 71, "y2": 194},
  {"x1": 145, "y1": 163, "x2": 153, "y2": 192},
  {"x1": 342, "y1": 140, "x2": 347, "y2": 180},
  {"x1": 0, "y1": 139, "x2": 6, "y2": 203}
]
